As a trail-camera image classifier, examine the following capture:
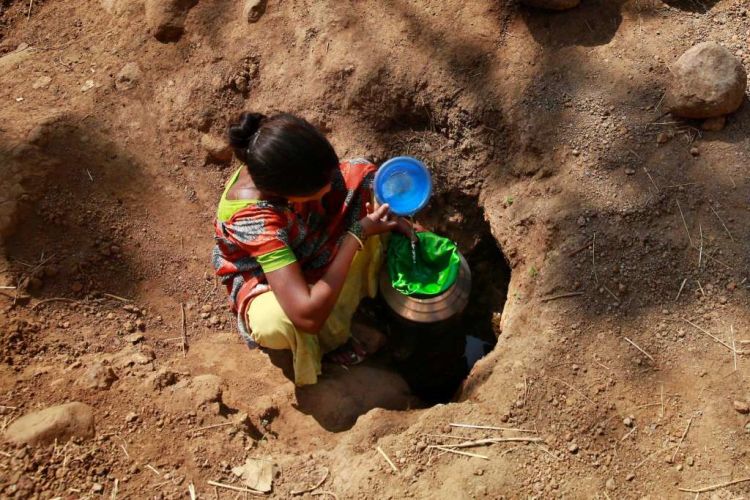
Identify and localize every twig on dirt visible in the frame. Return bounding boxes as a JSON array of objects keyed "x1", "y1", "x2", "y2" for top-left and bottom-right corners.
[
  {"x1": 189, "y1": 422, "x2": 235, "y2": 434},
  {"x1": 429, "y1": 437, "x2": 543, "y2": 449},
  {"x1": 422, "y1": 433, "x2": 475, "y2": 441},
  {"x1": 635, "y1": 445, "x2": 675, "y2": 469},
  {"x1": 448, "y1": 423, "x2": 537, "y2": 433},
  {"x1": 676, "y1": 200, "x2": 694, "y2": 247},
  {"x1": 119, "y1": 444, "x2": 130, "y2": 460},
  {"x1": 86, "y1": 169, "x2": 94, "y2": 182},
  {"x1": 206, "y1": 480, "x2": 266, "y2": 496},
  {"x1": 710, "y1": 206, "x2": 734, "y2": 242},
  {"x1": 180, "y1": 303, "x2": 188, "y2": 357},
  {"x1": 602, "y1": 284, "x2": 620, "y2": 303},
  {"x1": 188, "y1": 482, "x2": 196, "y2": 500},
  {"x1": 291, "y1": 467, "x2": 329, "y2": 496},
  {"x1": 643, "y1": 166, "x2": 660, "y2": 192},
  {"x1": 696, "y1": 280, "x2": 705, "y2": 296},
  {"x1": 102, "y1": 292, "x2": 131, "y2": 302},
  {"x1": 146, "y1": 464, "x2": 162, "y2": 476},
  {"x1": 27, "y1": 0, "x2": 33, "y2": 19},
  {"x1": 677, "y1": 477, "x2": 750, "y2": 493},
  {"x1": 550, "y1": 377, "x2": 597, "y2": 406},
  {"x1": 620, "y1": 426, "x2": 637, "y2": 442},
  {"x1": 31, "y1": 297, "x2": 78, "y2": 310},
  {"x1": 683, "y1": 319, "x2": 740, "y2": 354},
  {"x1": 540, "y1": 291, "x2": 583, "y2": 303},
  {"x1": 432, "y1": 446, "x2": 488, "y2": 460},
  {"x1": 111, "y1": 478, "x2": 118, "y2": 500},
  {"x1": 311, "y1": 491, "x2": 338, "y2": 500},
  {"x1": 732, "y1": 325, "x2": 737, "y2": 371},
  {"x1": 660, "y1": 384, "x2": 665, "y2": 419},
  {"x1": 671, "y1": 416, "x2": 694, "y2": 462},
  {"x1": 697, "y1": 223, "x2": 703, "y2": 269},
  {"x1": 623, "y1": 337, "x2": 655, "y2": 362},
  {"x1": 376, "y1": 446, "x2": 399, "y2": 473},
  {"x1": 591, "y1": 232, "x2": 599, "y2": 284},
  {"x1": 0, "y1": 286, "x2": 15, "y2": 290},
  {"x1": 568, "y1": 238, "x2": 593, "y2": 257},
  {"x1": 675, "y1": 278, "x2": 688, "y2": 301}
]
